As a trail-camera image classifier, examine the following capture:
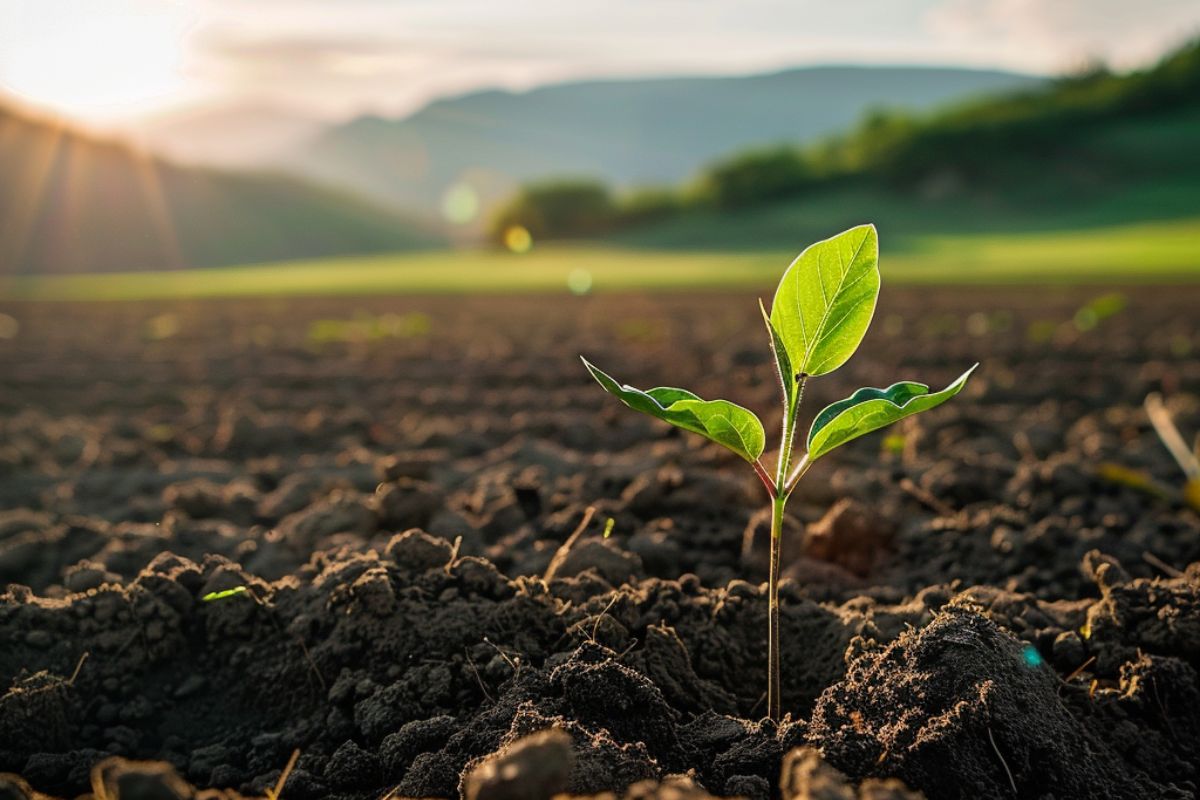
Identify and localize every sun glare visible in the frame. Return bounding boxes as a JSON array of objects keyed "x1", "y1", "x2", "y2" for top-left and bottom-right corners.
[{"x1": 0, "y1": 0, "x2": 192, "y2": 122}]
